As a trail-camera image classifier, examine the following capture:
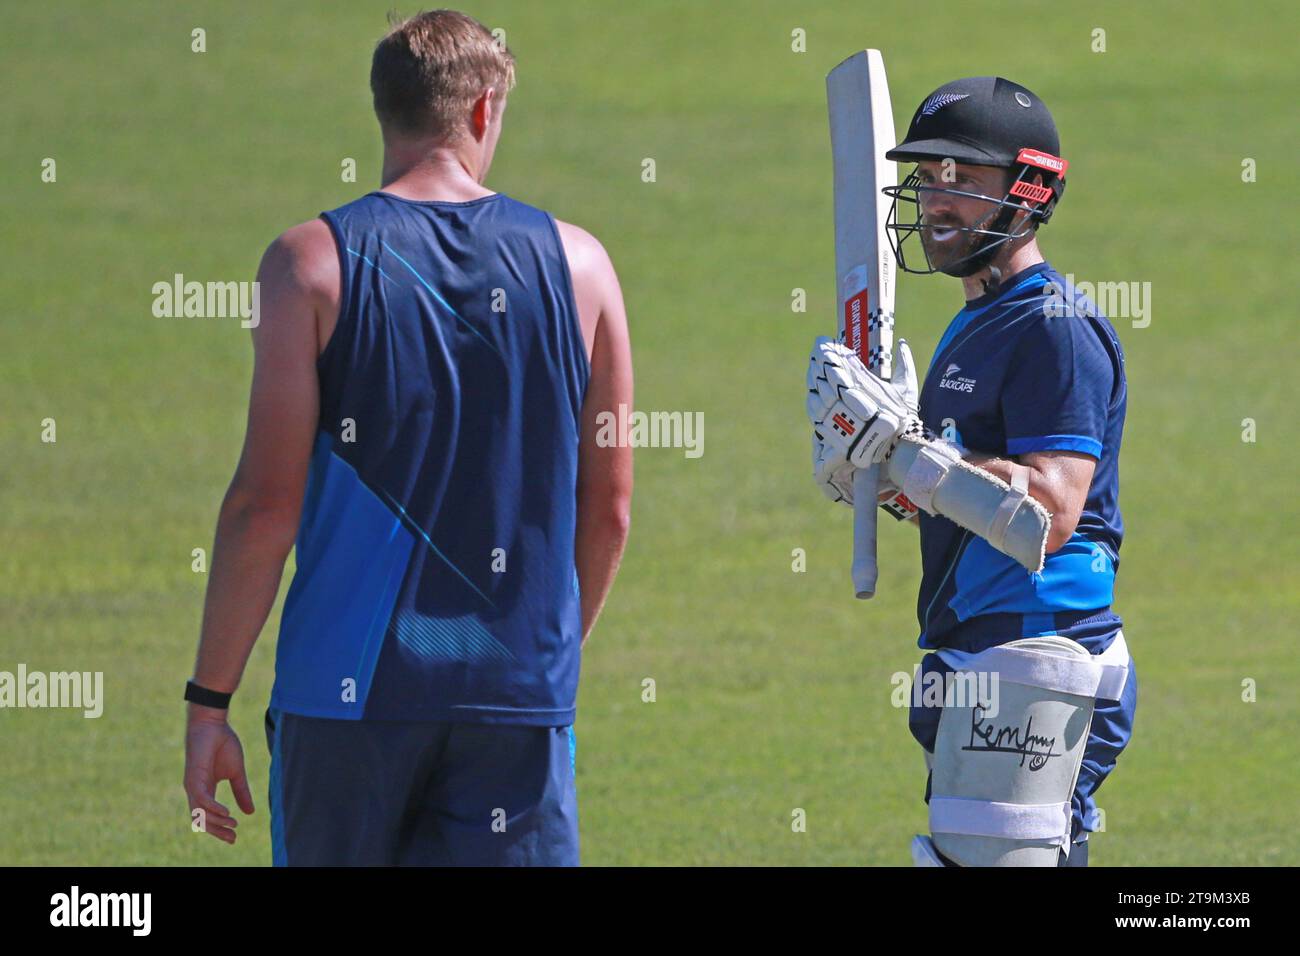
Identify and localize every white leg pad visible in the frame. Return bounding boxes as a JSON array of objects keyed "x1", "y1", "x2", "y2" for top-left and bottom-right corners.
[
  {"x1": 928, "y1": 636, "x2": 1098, "y2": 867},
  {"x1": 911, "y1": 834, "x2": 947, "y2": 867}
]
